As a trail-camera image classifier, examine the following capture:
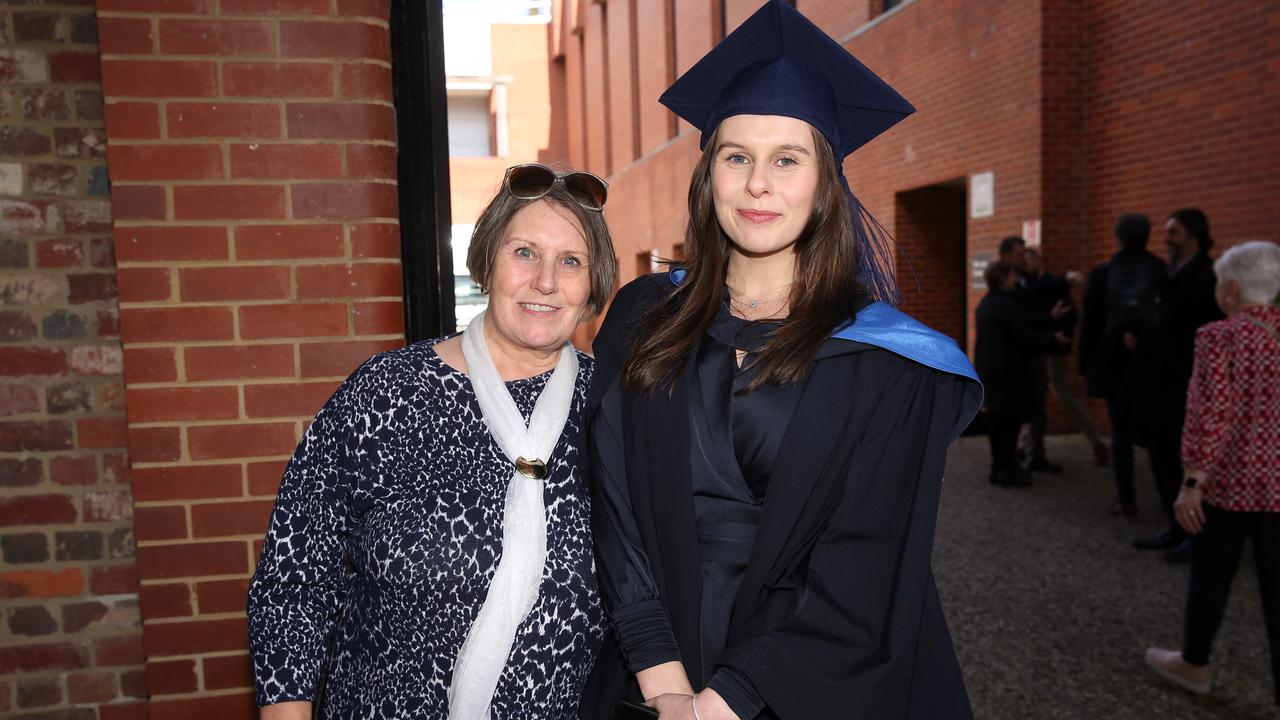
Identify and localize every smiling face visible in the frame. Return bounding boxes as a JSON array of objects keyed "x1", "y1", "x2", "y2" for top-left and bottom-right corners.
[
  {"x1": 710, "y1": 114, "x2": 821, "y2": 261},
  {"x1": 484, "y1": 200, "x2": 592, "y2": 361}
]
